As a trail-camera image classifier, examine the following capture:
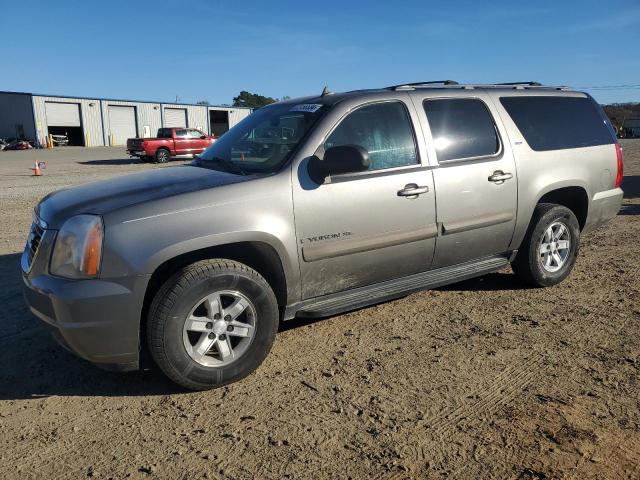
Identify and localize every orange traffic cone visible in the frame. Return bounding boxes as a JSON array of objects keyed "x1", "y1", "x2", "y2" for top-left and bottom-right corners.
[{"x1": 33, "y1": 161, "x2": 42, "y2": 177}]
